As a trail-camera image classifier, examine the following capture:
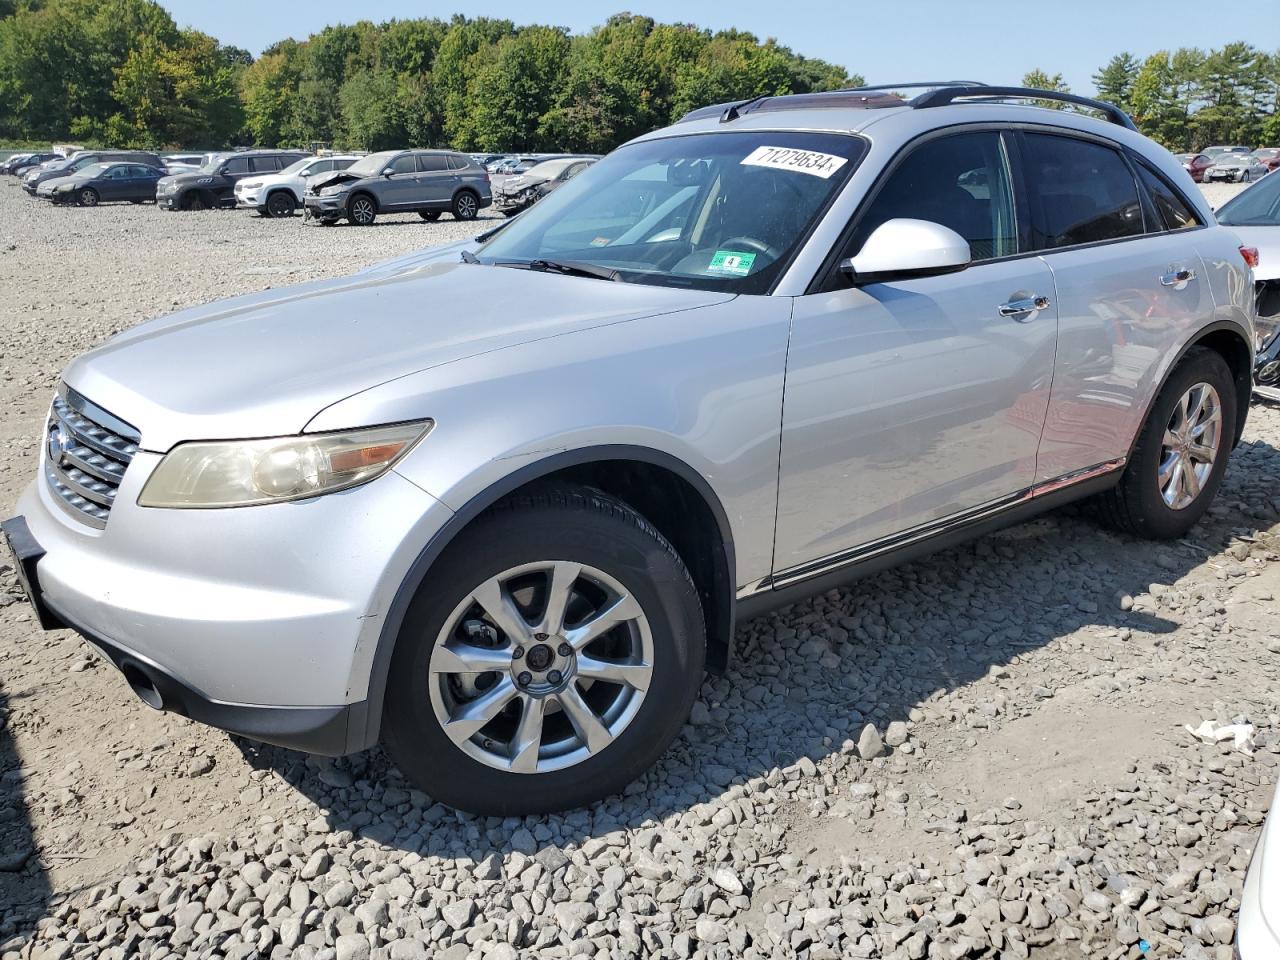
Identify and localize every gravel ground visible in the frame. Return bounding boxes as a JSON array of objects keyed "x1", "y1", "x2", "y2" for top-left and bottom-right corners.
[{"x1": 1, "y1": 178, "x2": 1276, "y2": 960}]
